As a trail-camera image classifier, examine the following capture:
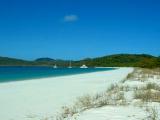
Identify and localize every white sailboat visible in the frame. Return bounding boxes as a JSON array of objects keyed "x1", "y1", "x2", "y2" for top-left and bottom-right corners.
[
  {"x1": 53, "y1": 64, "x2": 57, "y2": 68},
  {"x1": 80, "y1": 64, "x2": 88, "y2": 68},
  {"x1": 68, "y1": 61, "x2": 72, "y2": 68}
]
